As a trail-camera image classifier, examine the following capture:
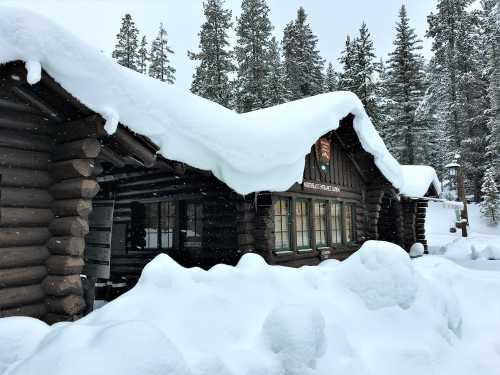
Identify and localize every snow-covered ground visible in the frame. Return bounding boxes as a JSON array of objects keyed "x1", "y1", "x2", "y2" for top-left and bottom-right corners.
[
  {"x1": 426, "y1": 201, "x2": 500, "y2": 271},
  {"x1": 1, "y1": 239, "x2": 500, "y2": 375}
]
